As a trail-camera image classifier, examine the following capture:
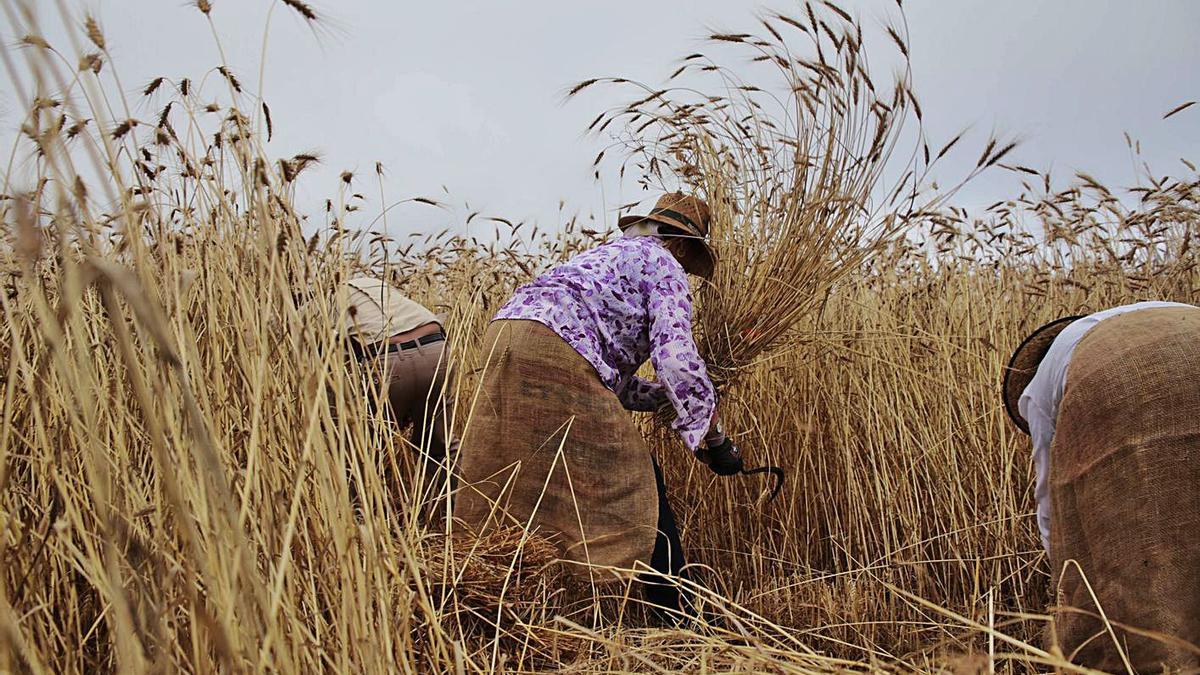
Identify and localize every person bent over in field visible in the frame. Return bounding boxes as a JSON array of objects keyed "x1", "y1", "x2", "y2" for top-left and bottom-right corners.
[
  {"x1": 454, "y1": 192, "x2": 742, "y2": 623},
  {"x1": 1003, "y1": 300, "x2": 1200, "y2": 672},
  {"x1": 338, "y1": 277, "x2": 457, "y2": 505}
]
